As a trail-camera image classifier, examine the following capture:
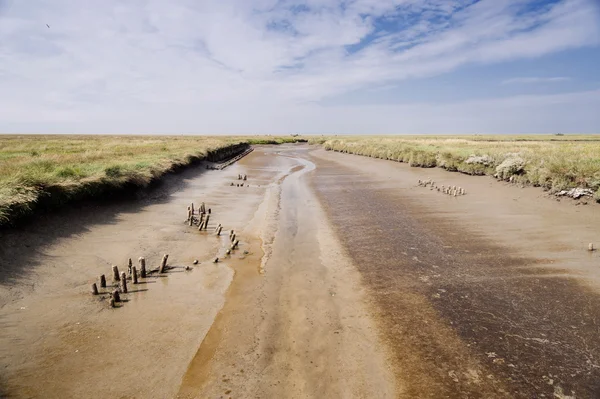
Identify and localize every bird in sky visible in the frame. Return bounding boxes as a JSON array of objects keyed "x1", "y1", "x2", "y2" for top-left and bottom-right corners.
[{"x1": 46, "y1": 24, "x2": 50, "y2": 28}]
